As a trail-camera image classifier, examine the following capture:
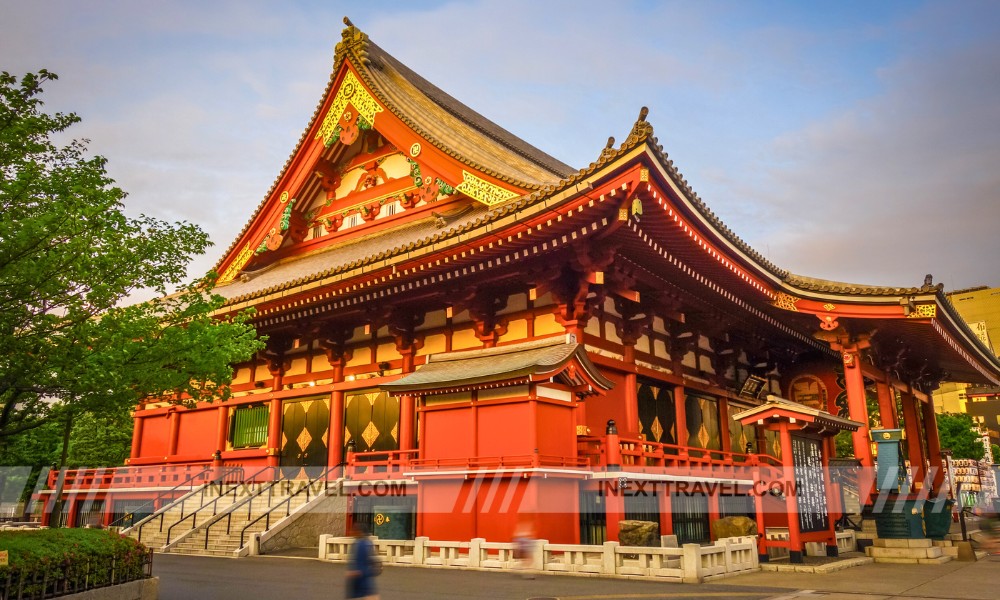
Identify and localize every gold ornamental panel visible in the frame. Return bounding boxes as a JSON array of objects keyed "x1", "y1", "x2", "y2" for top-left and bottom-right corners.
[
  {"x1": 455, "y1": 171, "x2": 519, "y2": 206},
  {"x1": 316, "y1": 70, "x2": 384, "y2": 146}
]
